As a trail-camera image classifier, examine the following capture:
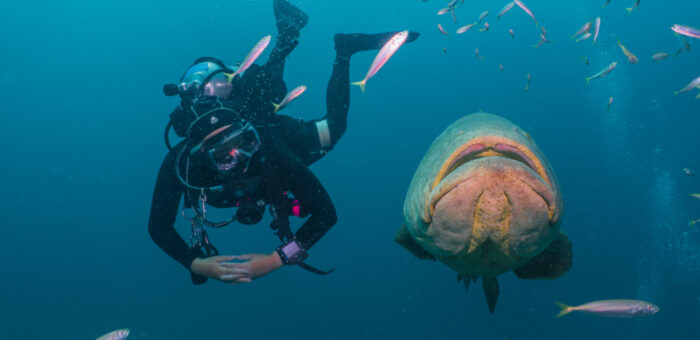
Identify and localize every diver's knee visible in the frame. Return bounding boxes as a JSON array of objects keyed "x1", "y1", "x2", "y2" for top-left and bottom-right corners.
[{"x1": 325, "y1": 204, "x2": 338, "y2": 226}]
